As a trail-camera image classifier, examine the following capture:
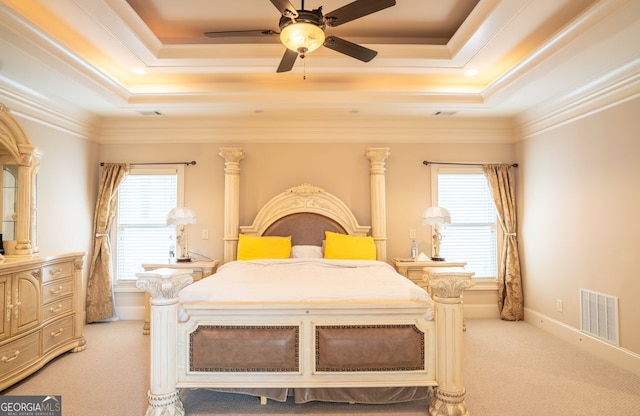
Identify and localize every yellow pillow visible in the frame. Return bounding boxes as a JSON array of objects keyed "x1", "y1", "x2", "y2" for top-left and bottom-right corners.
[
  {"x1": 237, "y1": 234, "x2": 292, "y2": 260},
  {"x1": 323, "y1": 231, "x2": 376, "y2": 260}
]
